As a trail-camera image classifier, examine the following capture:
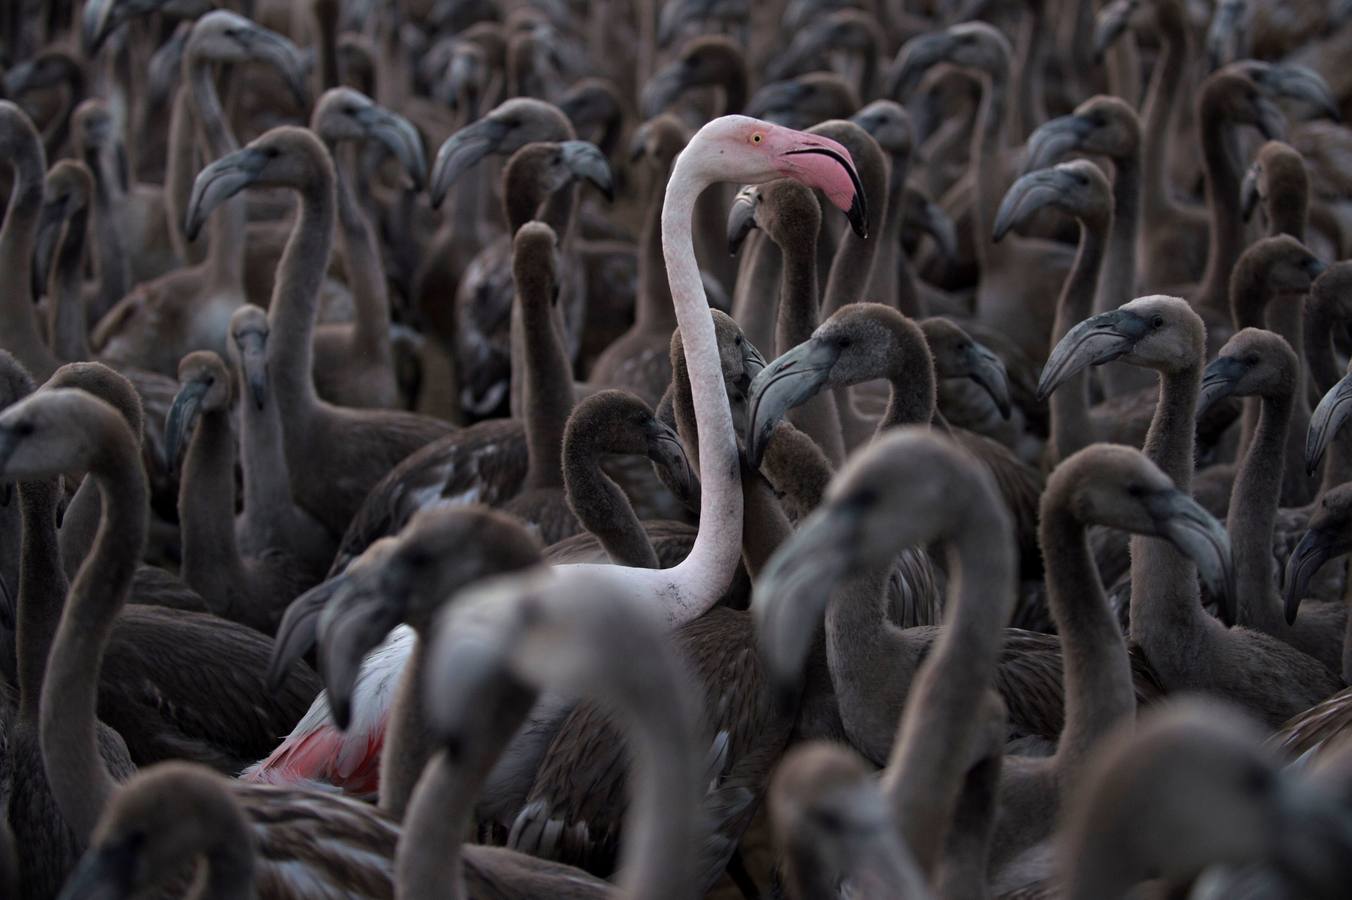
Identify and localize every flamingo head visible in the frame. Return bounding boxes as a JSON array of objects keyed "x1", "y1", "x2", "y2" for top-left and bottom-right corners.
[{"x1": 687, "y1": 115, "x2": 868, "y2": 238}]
